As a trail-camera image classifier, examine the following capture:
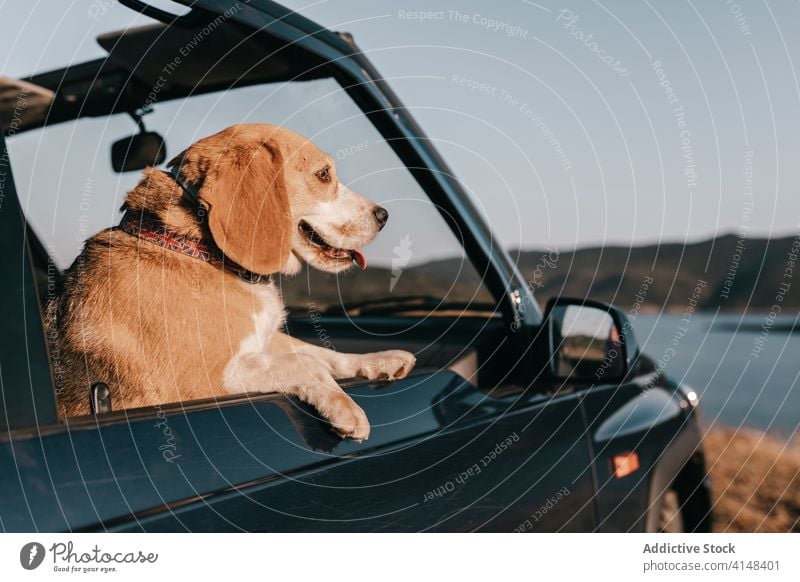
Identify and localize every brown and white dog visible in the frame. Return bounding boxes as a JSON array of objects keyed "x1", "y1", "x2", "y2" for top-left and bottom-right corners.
[{"x1": 46, "y1": 124, "x2": 415, "y2": 440}]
